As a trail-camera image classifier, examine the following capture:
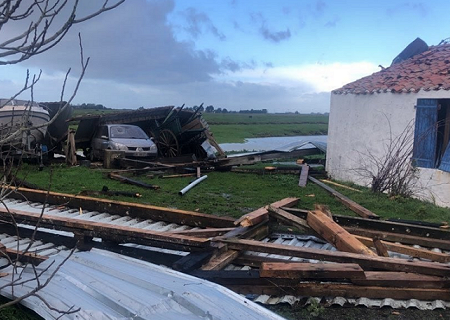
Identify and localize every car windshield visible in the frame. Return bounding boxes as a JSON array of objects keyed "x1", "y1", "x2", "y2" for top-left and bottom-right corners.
[{"x1": 109, "y1": 125, "x2": 148, "y2": 139}]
